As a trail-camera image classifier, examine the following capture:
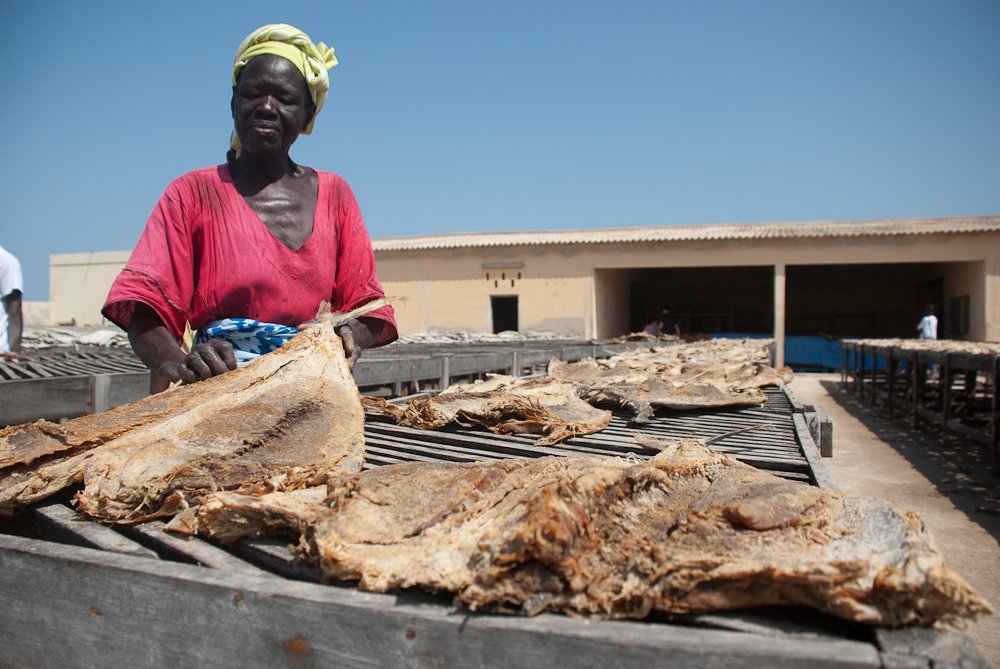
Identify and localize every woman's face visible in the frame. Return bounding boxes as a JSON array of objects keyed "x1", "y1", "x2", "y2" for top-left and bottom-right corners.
[{"x1": 232, "y1": 55, "x2": 313, "y2": 158}]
